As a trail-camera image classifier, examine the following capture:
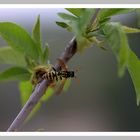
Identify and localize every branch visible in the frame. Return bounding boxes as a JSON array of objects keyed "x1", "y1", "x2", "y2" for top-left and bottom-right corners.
[
  {"x1": 7, "y1": 9, "x2": 100, "y2": 131},
  {"x1": 7, "y1": 37, "x2": 77, "y2": 131}
]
